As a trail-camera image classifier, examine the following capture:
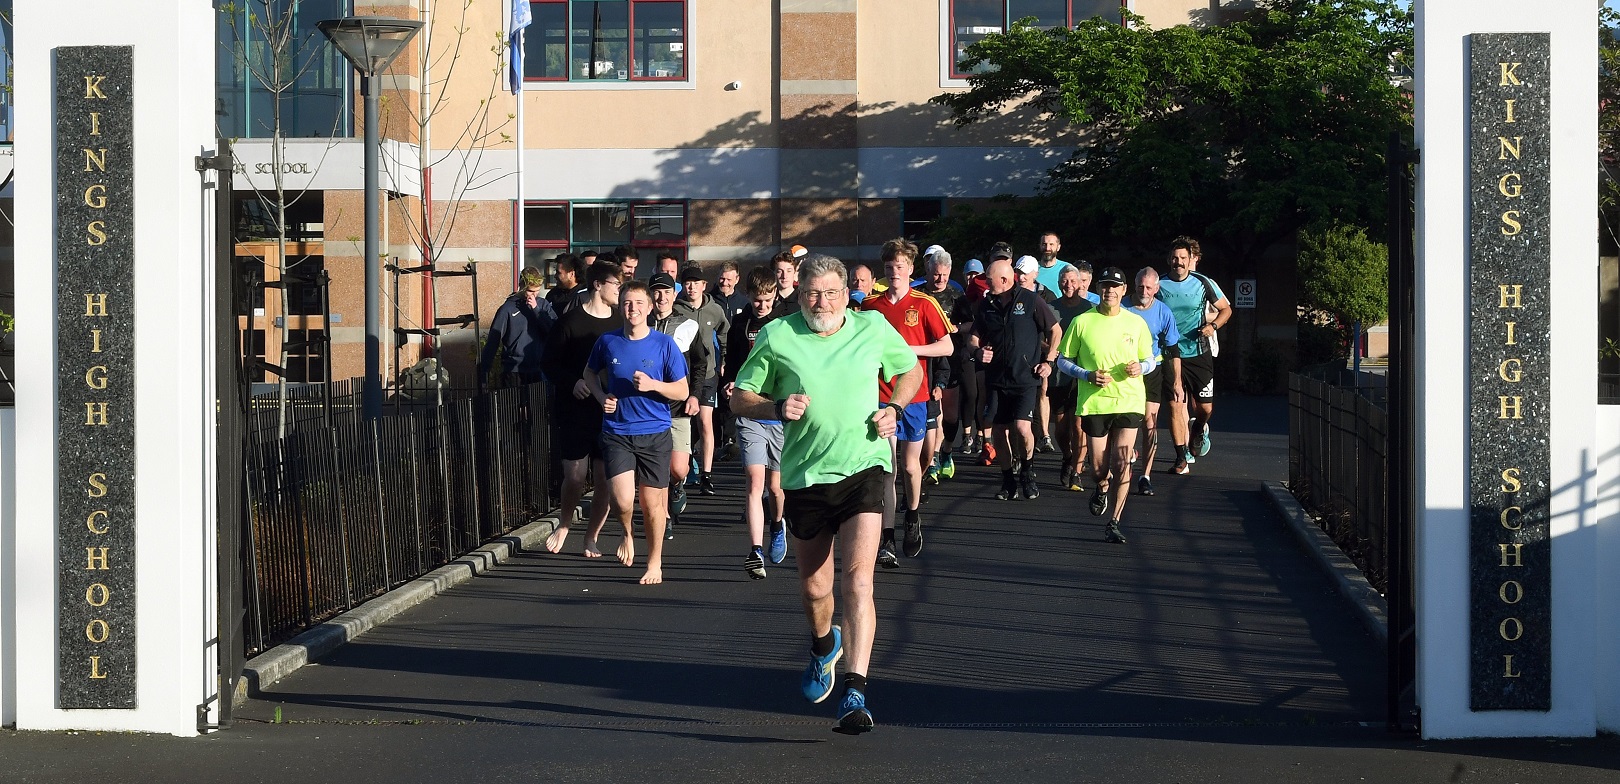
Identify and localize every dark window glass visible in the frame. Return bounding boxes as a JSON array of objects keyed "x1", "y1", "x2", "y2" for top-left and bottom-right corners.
[
  {"x1": 1008, "y1": 0, "x2": 1067, "y2": 27},
  {"x1": 285, "y1": 328, "x2": 326, "y2": 383},
  {"x1": 527, "y1": 2, "x2": 570, "y2": 79},
  {"x1": 572, "y1": 203, "x2": 631, "y2": 244},
  {"x1": 525, "y1": 203, "x2": 569, "y2": 240},
  {"x1": 953, "y1": 0, "x2": 1002, "y2": 76},
  {"x1": 1070, "y1": 0, "x2": 1121, "y2": 23},
  {"x1": 631, "y1": 1, "x2": 684, "y2": 79},
  {"x1": 240, "y1": 258, "x2": 267, "y2": 310},
  {"x1": 215, "y1": 0, "x2": 353, "y2": 139},
  {"x1": 632, "y1": 204, "x2": 684, "y2": 242},
  {"x1": 901, "y1": 199, "x2": 945, "y2": 243},
  {"x1": 571, "y1": 0, "x2": 630, "y2": 81},
  {"x1": 283, "y1": 257, "x2": 326, "y2": 317},
  {"x1": 244, "y1": 329, "x2": 267, "y2": 382}
]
